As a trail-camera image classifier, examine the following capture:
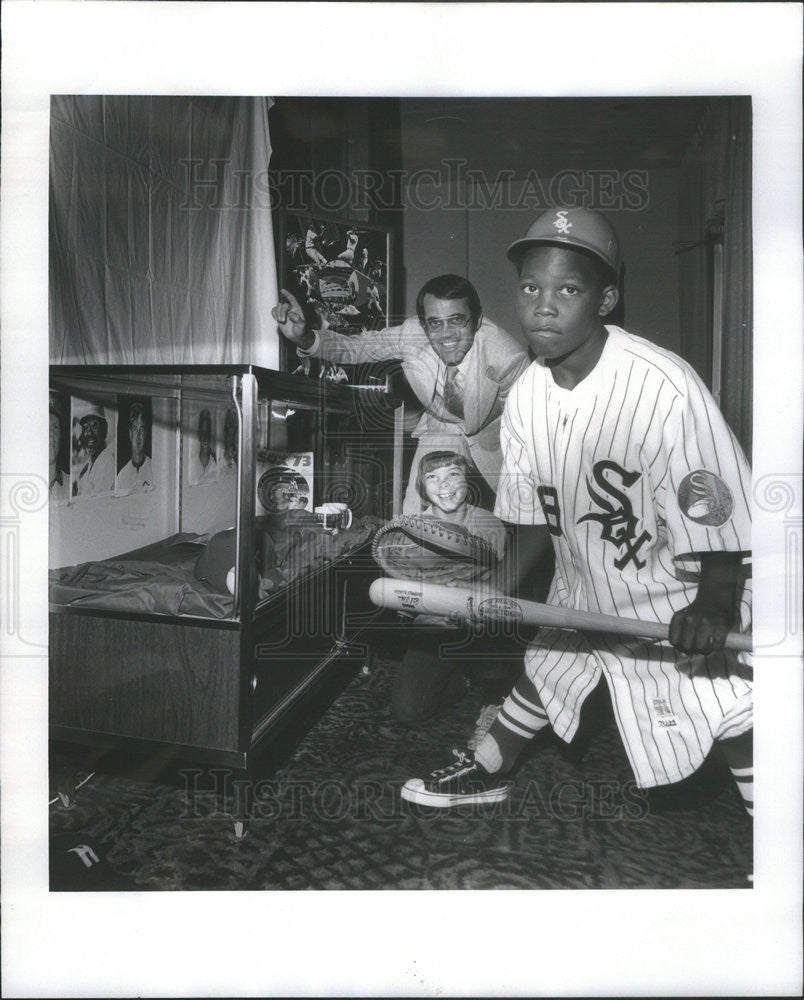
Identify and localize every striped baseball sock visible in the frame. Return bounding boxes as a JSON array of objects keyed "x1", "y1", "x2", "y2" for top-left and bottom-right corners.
[
  {"x1": 717, "y1": 730, "x2": 753, "y2": 816},
  {"x1": 474, "y1": 673, "x2": 550, "y2": 774},
  {"x1": 729, "y1": 767, "x2": 754, "y2": 816}
]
